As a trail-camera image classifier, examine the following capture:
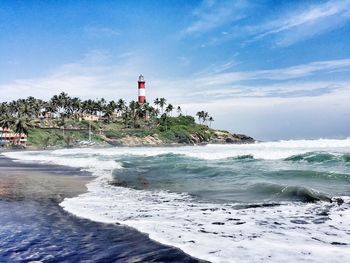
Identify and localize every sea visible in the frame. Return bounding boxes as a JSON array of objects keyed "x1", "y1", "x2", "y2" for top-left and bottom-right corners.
[{"x1": 3, "y1": 138, "x2": 350, "y2": 262}]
